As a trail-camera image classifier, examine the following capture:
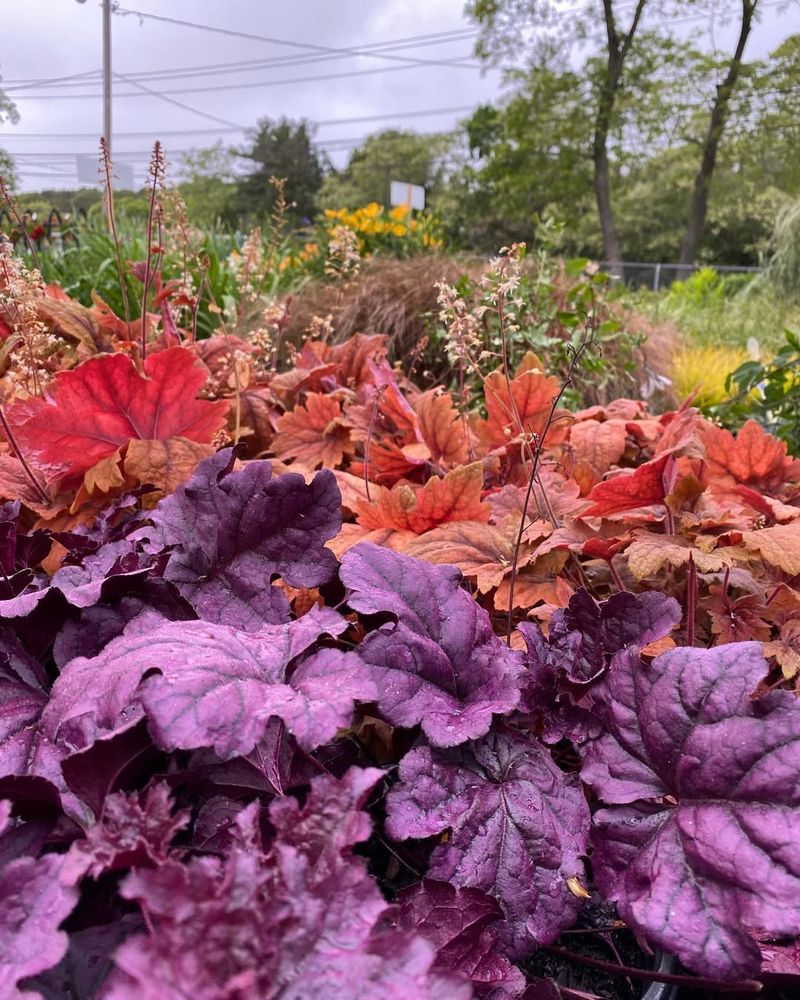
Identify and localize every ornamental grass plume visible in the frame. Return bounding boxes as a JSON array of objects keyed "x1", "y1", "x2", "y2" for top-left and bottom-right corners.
[{"x1": 670, "y1": 343, "x2": 749, "y2": 407}]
